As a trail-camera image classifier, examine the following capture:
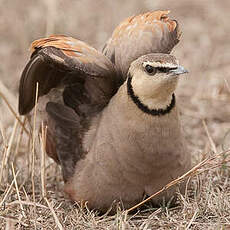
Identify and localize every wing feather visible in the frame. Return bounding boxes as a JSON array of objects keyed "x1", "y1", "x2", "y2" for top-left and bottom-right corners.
[
  {"x1": 19, "y1": 35, "x2": 118, "y2": 115},
  {"x1": 103, "y1": 10, "x2": 181, "y2": 78}
]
